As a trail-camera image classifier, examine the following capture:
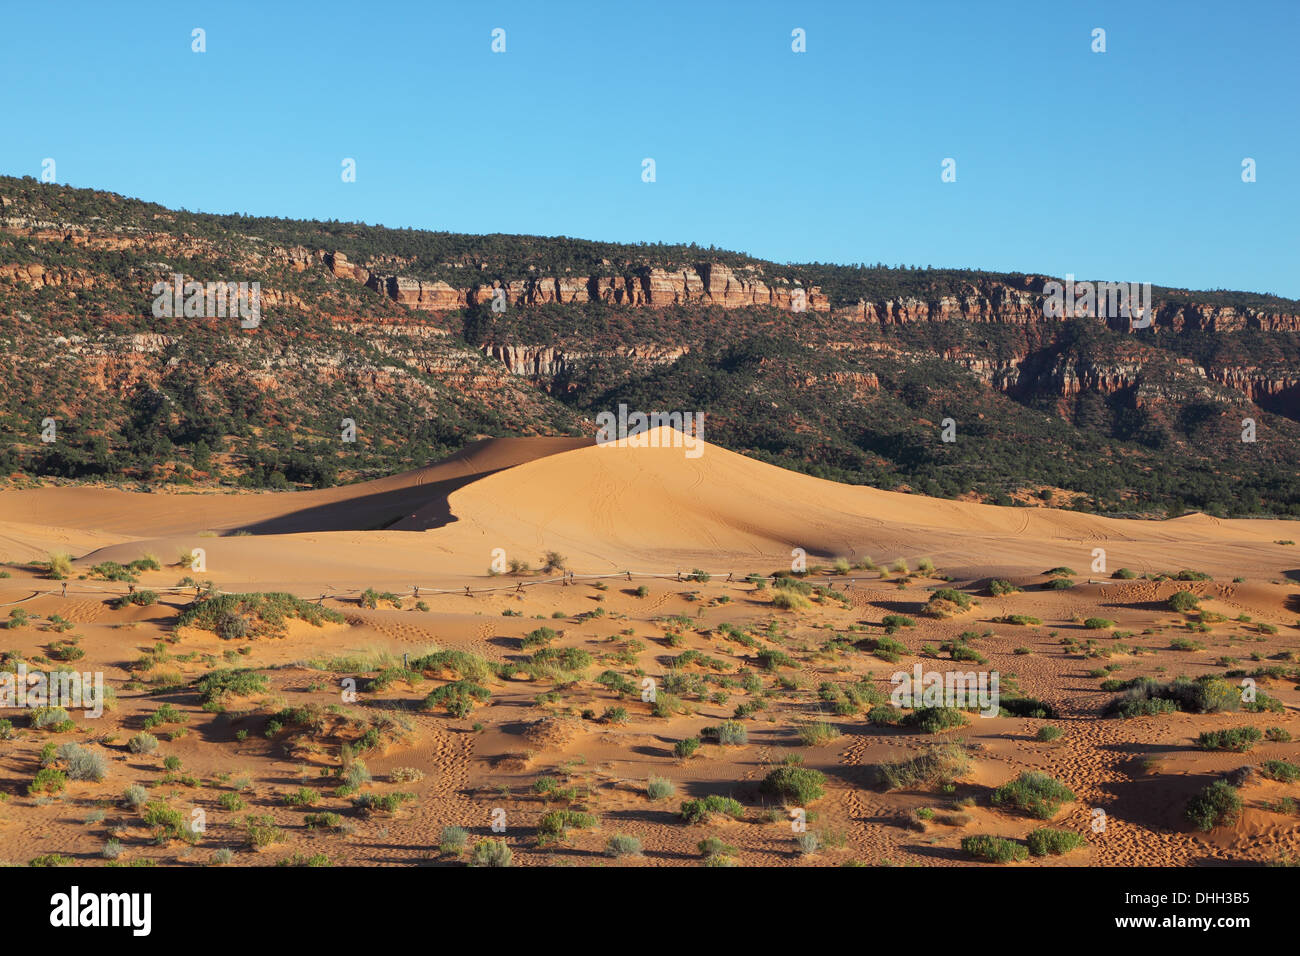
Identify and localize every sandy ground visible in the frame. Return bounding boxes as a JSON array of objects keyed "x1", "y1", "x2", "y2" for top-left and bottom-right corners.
[{"x1": 0, "y1": 426, "x2": 1296, "y2": 867}]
